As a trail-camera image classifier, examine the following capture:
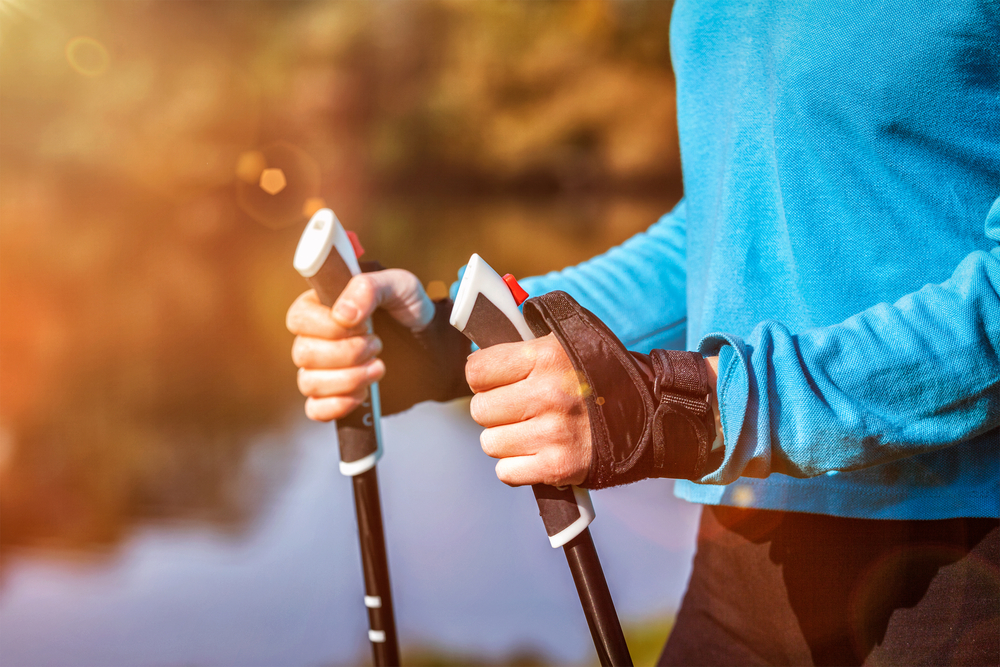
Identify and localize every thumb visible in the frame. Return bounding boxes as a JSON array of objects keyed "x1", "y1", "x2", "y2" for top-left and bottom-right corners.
[{"x1": 331, "y1": 269, "x2": 435, "y2": 331}]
